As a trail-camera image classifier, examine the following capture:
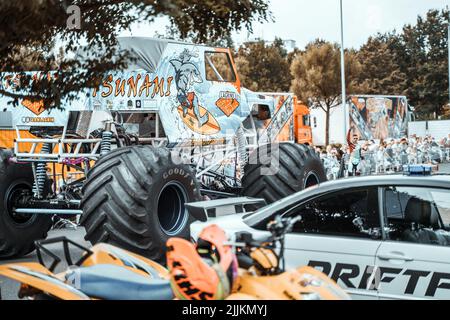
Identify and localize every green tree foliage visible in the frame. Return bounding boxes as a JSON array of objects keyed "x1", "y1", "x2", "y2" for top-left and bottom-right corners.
[
  {"x1": 290, "y1": 40, "x2": 361, "y2": 146},
  {"x1": 443, "y1": 104, "x2": 450, "y2": 119},
  {"x1": 356, "y1": 34, "x2": 407, "y2": 95},
  {"x1": 0, "y1": 0, "x2": 270, "y2": 108},
  {"x1": 357, "y1": 9, "x2": 449, "y2": 119},
  {"x1": 235, "y1": 38, "x2": 291, "y2": 92},
  {"x1": 155, "y1": 25, "x2": 236, "y2": 48},
  {"x1": 402, "y1": 9, "x2": 449, "y2": 119}
]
